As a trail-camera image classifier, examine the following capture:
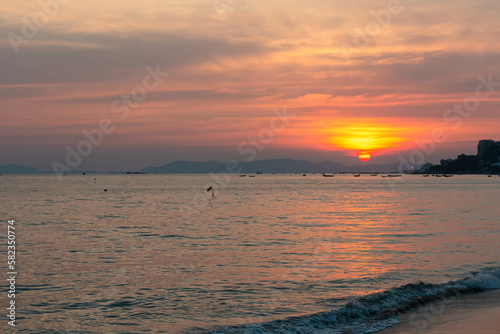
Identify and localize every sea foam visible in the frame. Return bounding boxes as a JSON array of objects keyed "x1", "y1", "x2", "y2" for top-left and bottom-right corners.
[{"x1": 206, "y1": 267, "x2": 500, "y2": 334}]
